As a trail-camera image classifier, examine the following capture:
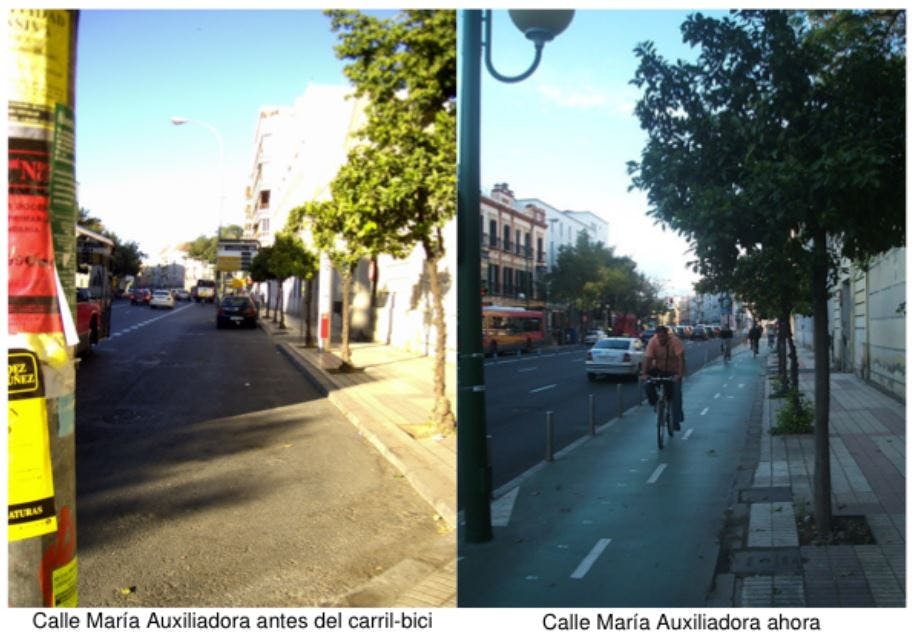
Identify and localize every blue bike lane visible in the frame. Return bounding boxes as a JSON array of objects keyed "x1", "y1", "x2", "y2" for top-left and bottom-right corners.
[{"x1": 459, "y1": 348, "x2": 765, "y2": 607}]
